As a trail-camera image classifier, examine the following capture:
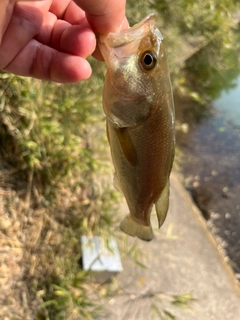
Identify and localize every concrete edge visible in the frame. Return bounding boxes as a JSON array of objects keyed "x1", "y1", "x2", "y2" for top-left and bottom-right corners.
[{"x1": 171, "y1": 171, "x2": 240, "y2": 297}]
